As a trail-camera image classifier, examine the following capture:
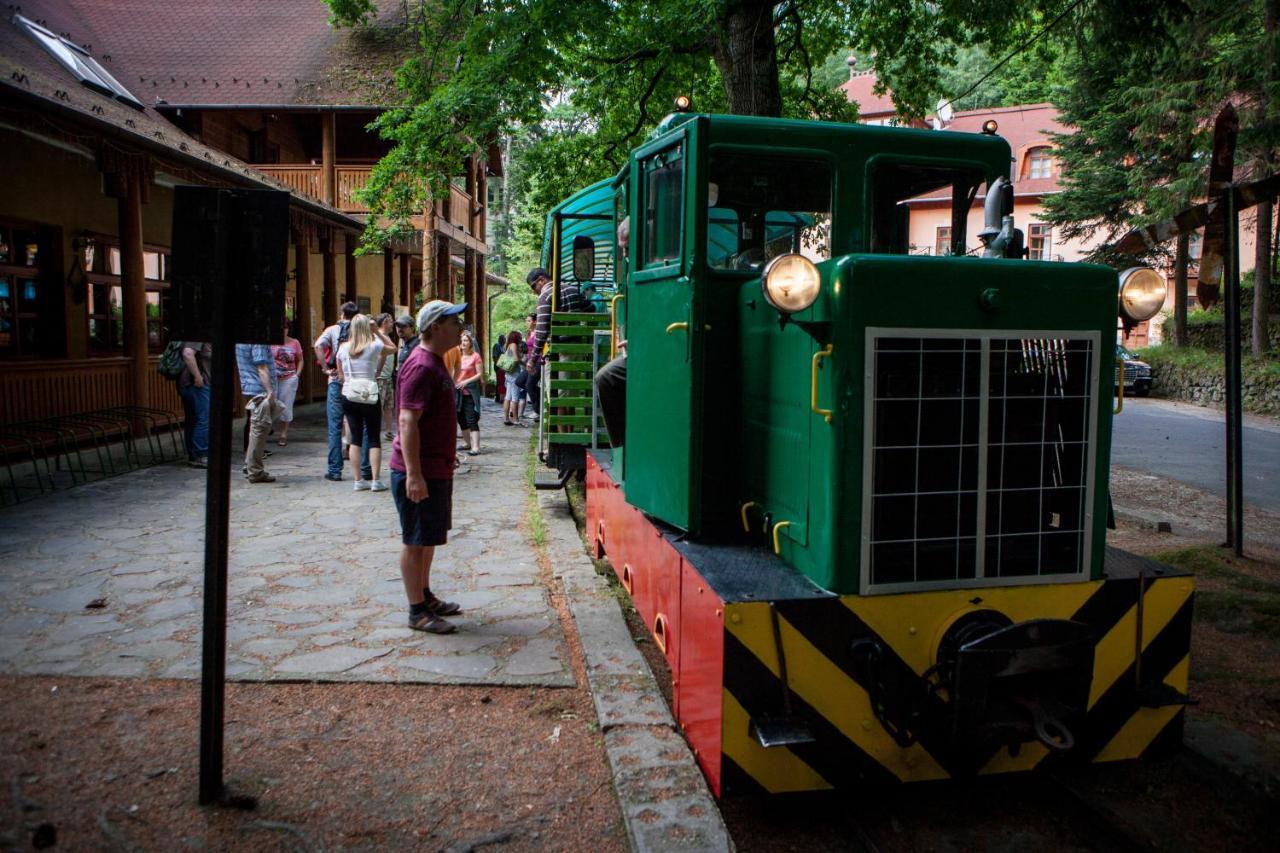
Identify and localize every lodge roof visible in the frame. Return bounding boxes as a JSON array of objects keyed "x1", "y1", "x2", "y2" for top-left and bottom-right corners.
[
  {"x1": 0, "y1": 11, "x2": 362, "y2": 231},
  {"x1": 839, "y1": 70, "x2": 897, "y2": 119},
  {"x1": 6, "y1": 0, "x2": 411, "y2": 110}
]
